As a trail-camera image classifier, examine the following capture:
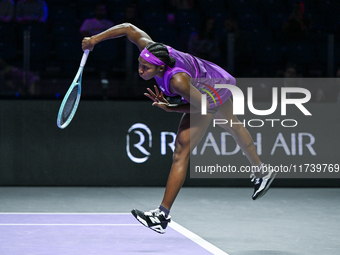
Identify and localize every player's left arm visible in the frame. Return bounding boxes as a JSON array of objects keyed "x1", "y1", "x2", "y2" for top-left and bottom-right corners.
[{"x1": 147, "y1": 73, "x2": 208, "y2": 113}]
